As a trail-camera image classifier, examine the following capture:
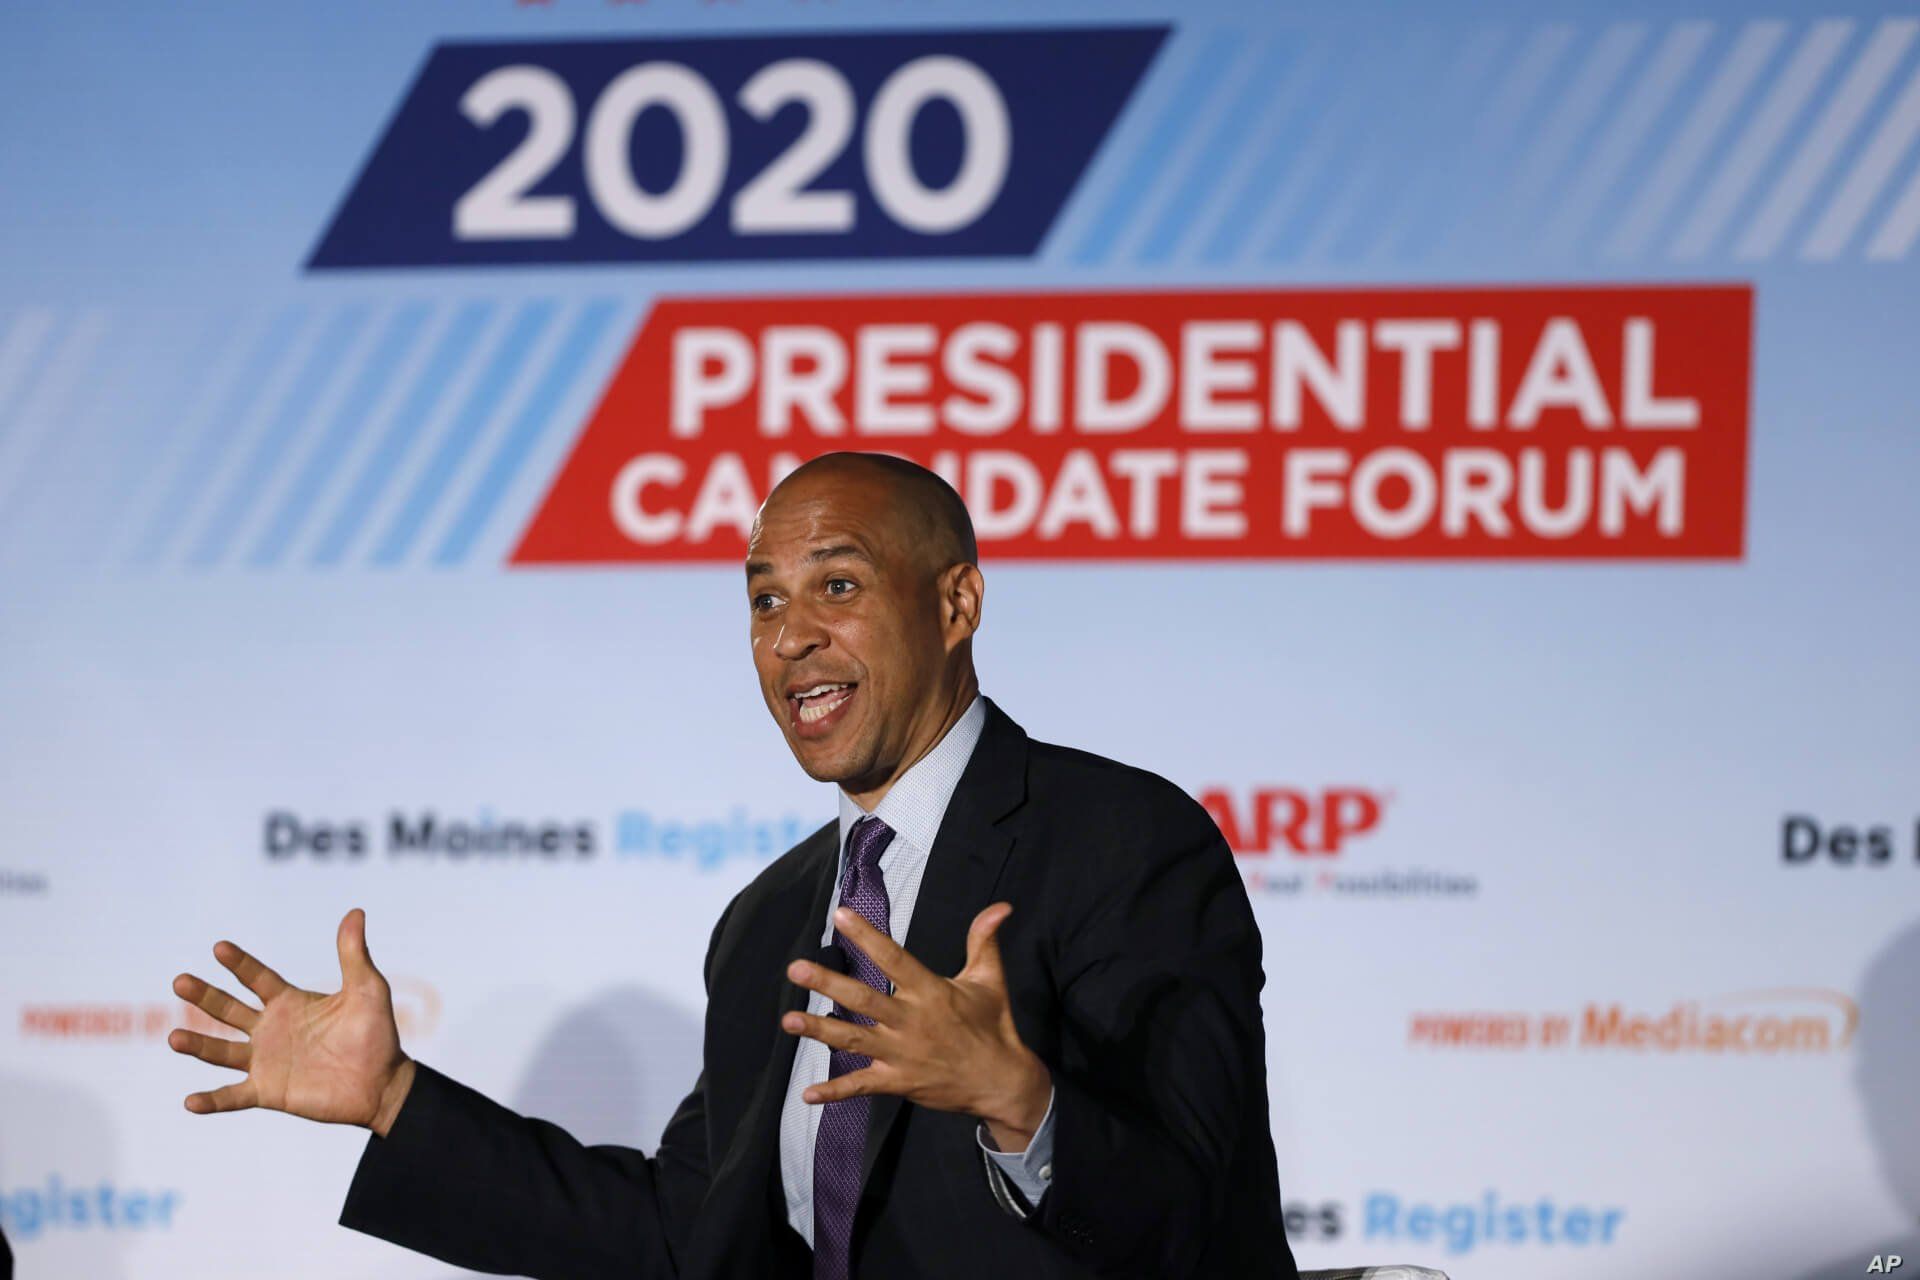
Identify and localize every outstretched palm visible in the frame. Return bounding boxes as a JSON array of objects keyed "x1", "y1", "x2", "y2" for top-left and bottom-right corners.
[{"x1": 169, "y1": 907, "x2": 411, "y2": 1130}]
